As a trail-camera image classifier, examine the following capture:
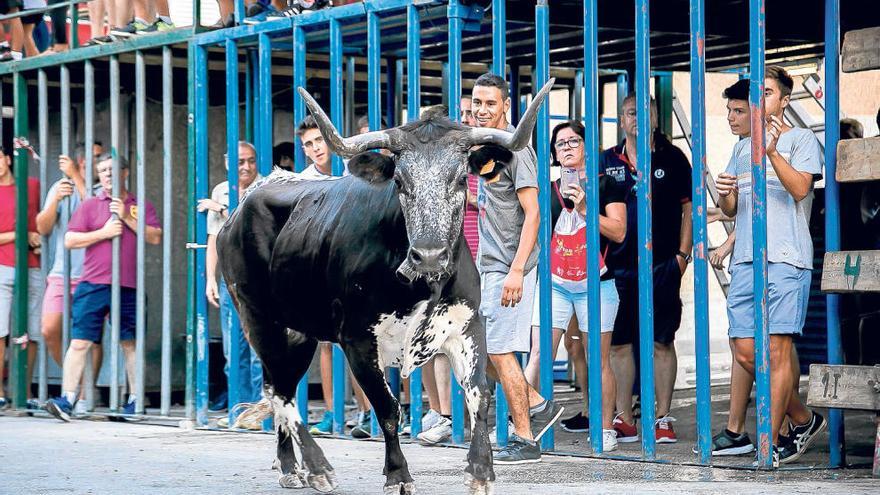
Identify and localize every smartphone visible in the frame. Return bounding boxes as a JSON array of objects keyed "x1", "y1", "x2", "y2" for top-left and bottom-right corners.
[{"x1": 561, "y1": 167, "x2": 579, "y2": 198}]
